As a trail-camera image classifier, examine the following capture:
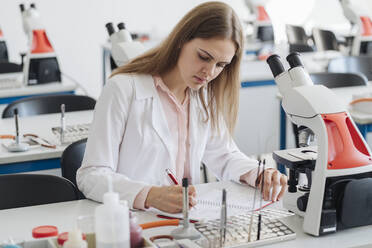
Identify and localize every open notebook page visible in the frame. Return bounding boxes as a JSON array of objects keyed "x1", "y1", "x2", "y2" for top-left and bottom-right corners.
[{"x1": 149, "y1": 181, "x2": 283, "y2": 221}]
